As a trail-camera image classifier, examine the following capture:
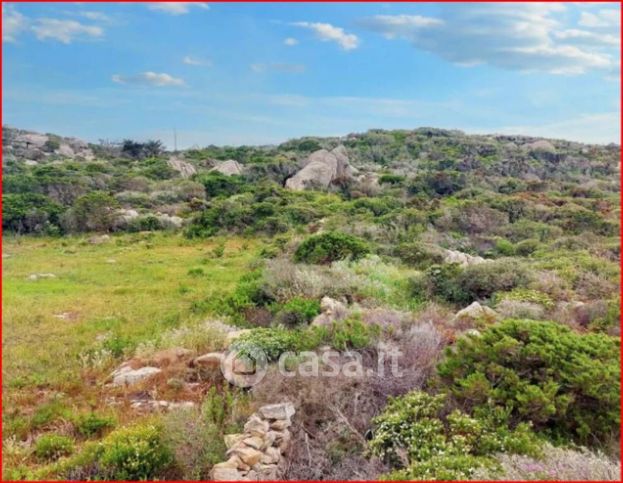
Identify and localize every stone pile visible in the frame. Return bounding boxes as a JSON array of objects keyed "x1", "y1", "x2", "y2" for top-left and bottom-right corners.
[{"x1": 210, "y1": 402, "x2": 295, "y2": 481}]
